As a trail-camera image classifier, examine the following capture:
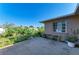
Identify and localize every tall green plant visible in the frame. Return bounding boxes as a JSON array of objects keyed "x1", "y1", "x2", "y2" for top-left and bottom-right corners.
[{"x1": 0, "y1": 23, "x2": 45, "y2": 48}]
